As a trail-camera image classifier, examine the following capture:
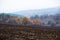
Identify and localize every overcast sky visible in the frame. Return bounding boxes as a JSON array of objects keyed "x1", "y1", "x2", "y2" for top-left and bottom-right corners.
[{"x1": 0, "y1": 0, "x2": 60, "y2": 13}]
